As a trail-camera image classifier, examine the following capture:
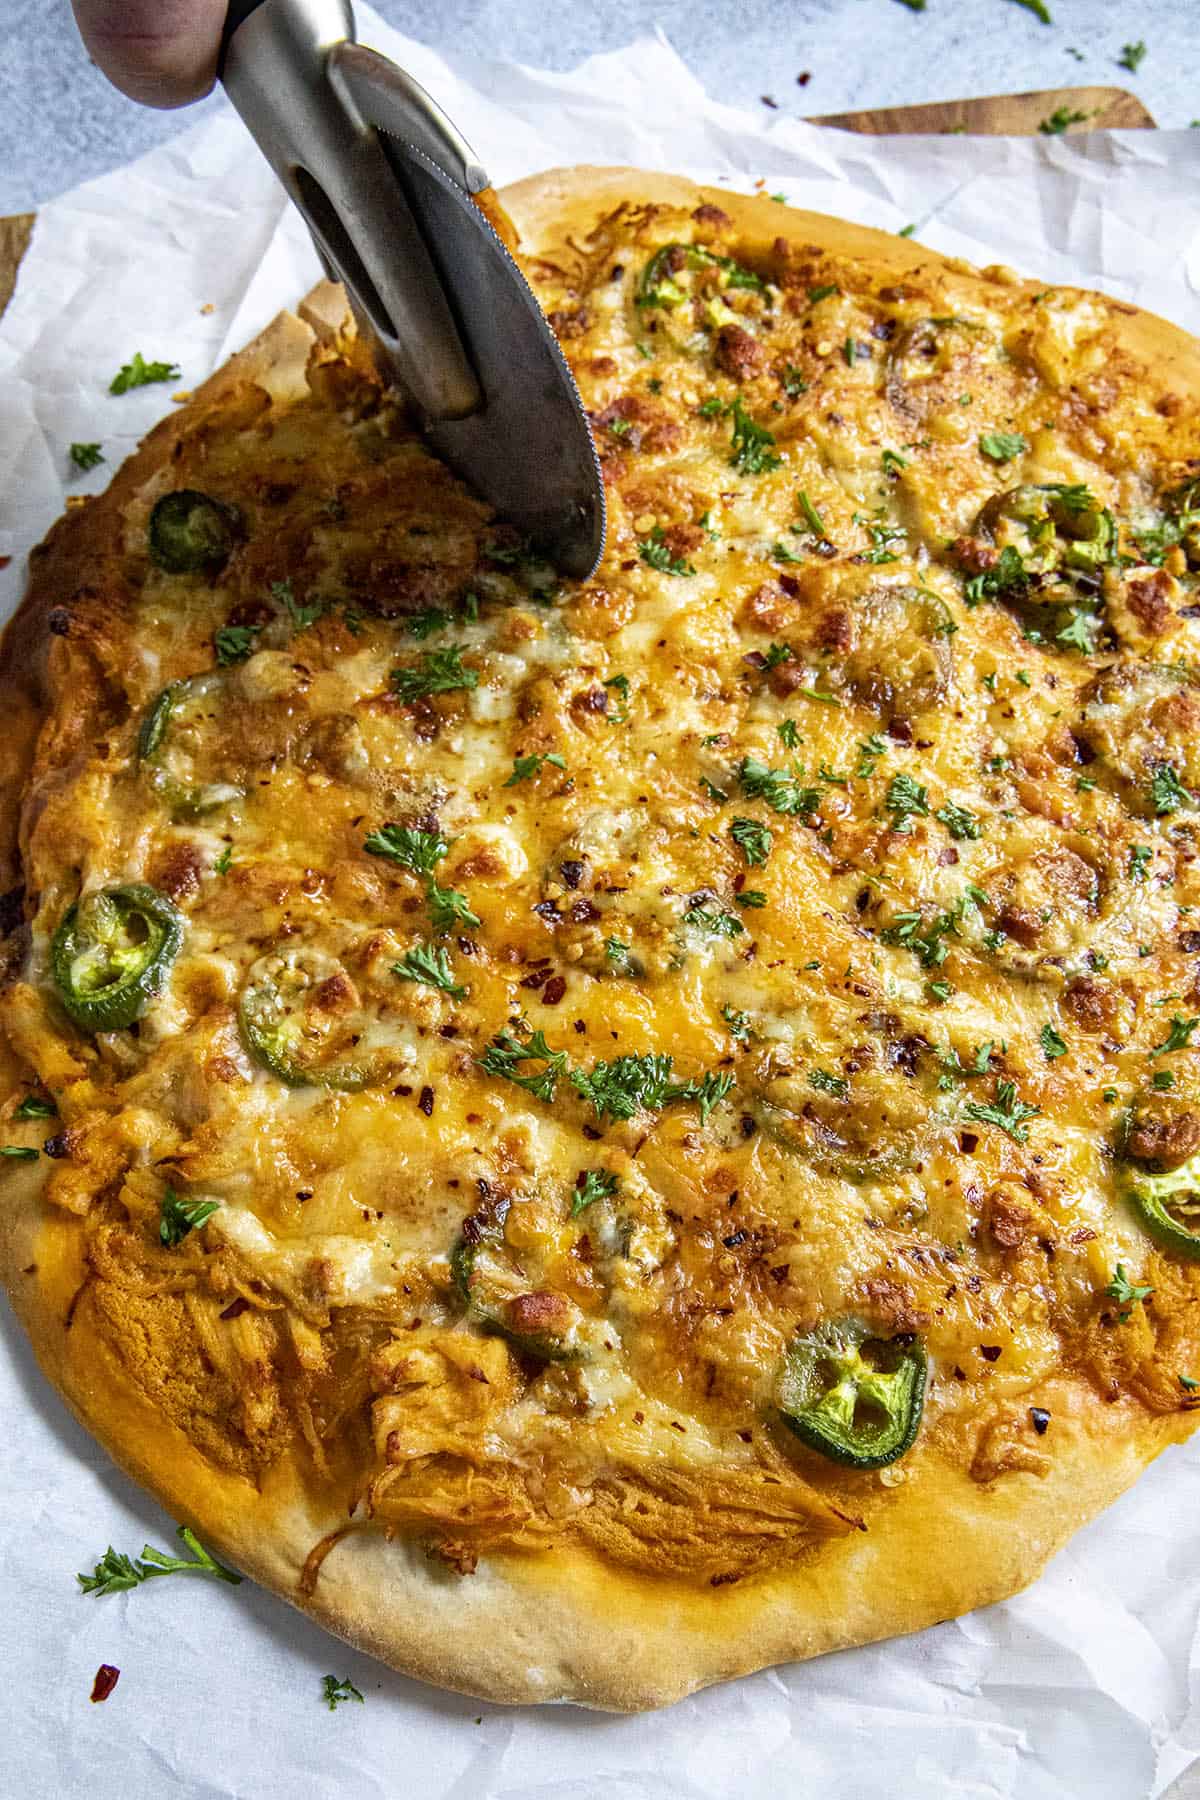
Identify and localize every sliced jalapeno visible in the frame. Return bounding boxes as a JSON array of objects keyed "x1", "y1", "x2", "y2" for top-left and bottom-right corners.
[
  {"x1": 238, "y1": 947, "x2": 405, "y2": 1091},
  {"x1": 451, "y1": 1221, "x2": 583, "y2": 1363},
  {"x1": 137, "y1": 675, "x2": 244, "y2": 819},
  {"x1": 637, "y1": 243, "x2": 764, "y2": 311},
  {"x1": 148, "y1": 490, "x2": 241, "y2": 575},
  {"x1": 1127, "y1": 1153, "x2": 1200, "y2": 1260},
  {"x1": 52, "y1": 883, "x2": 184, "y2": 1033},
  {"x1": 778, "y1": 1317, "x2": 927, "y2": 1469}
]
